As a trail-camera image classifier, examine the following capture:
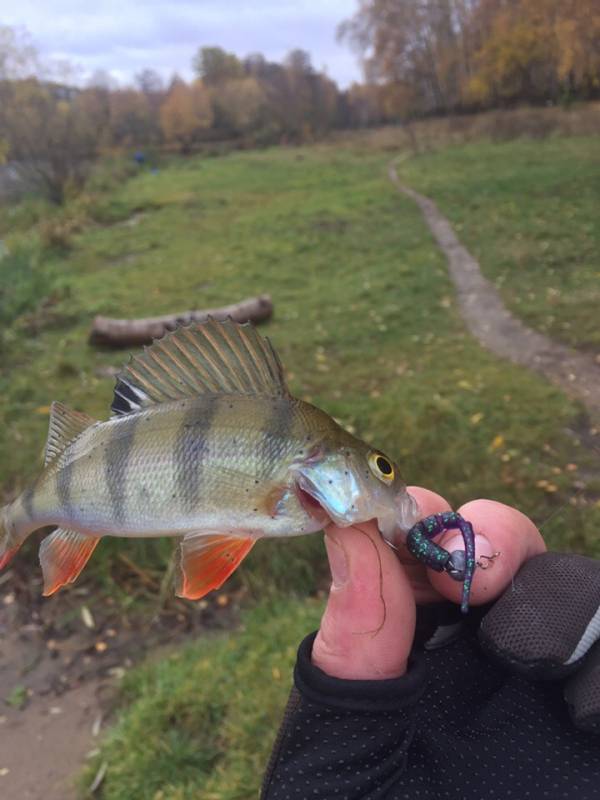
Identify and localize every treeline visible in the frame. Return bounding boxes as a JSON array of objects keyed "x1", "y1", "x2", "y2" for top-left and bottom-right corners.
[
  {"x1": 0, "y1": 33, "x2": 368, "y2": 202},
  {"x1": 340, "y1": 0, "x2": 600, "y2": 117},
  {"x1": 1, "y1": 6, "x2": 599, "y2": 204}
]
